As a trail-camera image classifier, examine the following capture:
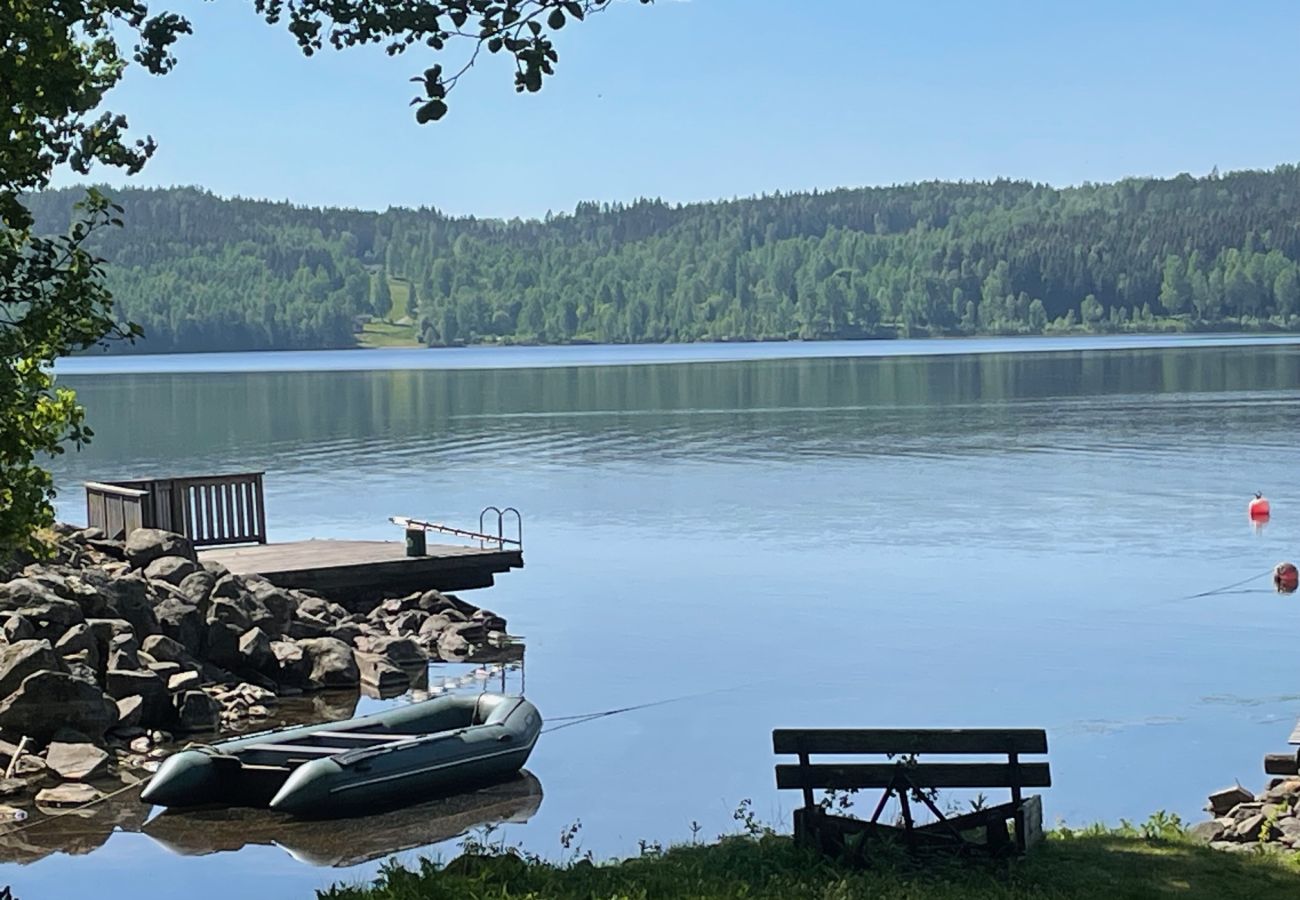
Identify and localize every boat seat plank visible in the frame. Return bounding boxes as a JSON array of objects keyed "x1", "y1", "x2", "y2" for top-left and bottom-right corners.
[
  {"x1": 243, "y1": 742, "x2": 351, "y2": 755},
  {"x1": 308, "y1": 731, "x2": 409, "y2": 742}
]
